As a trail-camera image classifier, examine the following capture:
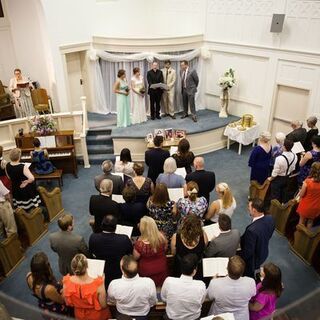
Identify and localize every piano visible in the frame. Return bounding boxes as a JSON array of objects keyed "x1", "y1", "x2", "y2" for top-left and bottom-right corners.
[{"x1": 15, "y1": 130, "x2": 78, "y2": 177}]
